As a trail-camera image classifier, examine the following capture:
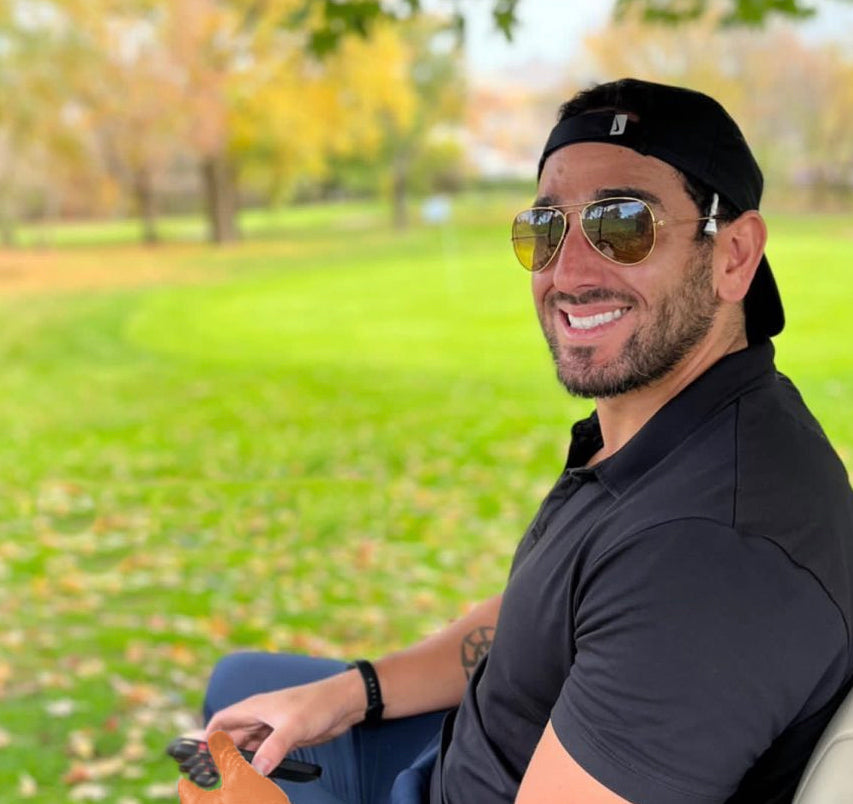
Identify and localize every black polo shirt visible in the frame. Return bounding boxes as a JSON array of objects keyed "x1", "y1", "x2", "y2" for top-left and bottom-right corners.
[{"x1": 437, "y1": 343, "x2": 853, "y2": 803}]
